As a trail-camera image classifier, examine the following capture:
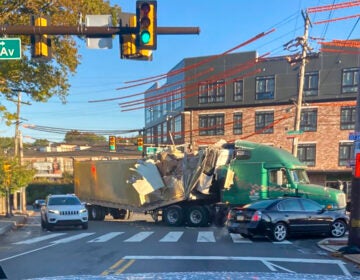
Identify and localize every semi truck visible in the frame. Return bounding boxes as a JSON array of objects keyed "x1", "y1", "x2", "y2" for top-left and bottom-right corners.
[{"x1": 74, "y1": 140, "x2": 347, "y2": 227}]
